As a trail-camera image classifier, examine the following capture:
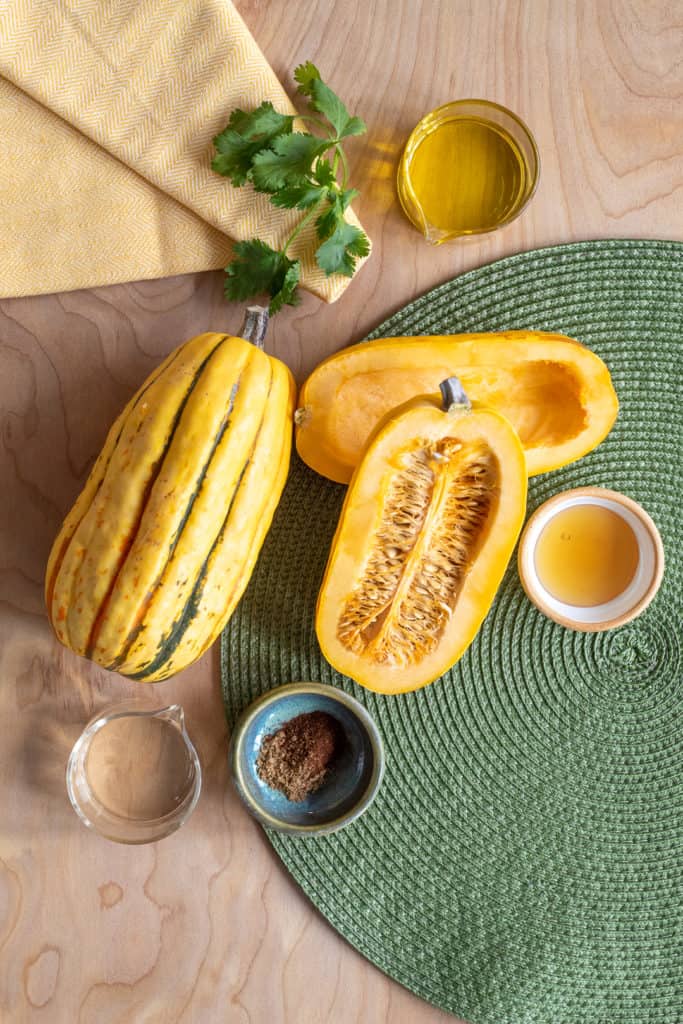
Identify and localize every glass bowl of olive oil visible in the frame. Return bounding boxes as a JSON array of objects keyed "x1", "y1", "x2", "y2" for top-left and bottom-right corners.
[{"x1": 397, "y1": 99, "x2": 539, "y2": 243}]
